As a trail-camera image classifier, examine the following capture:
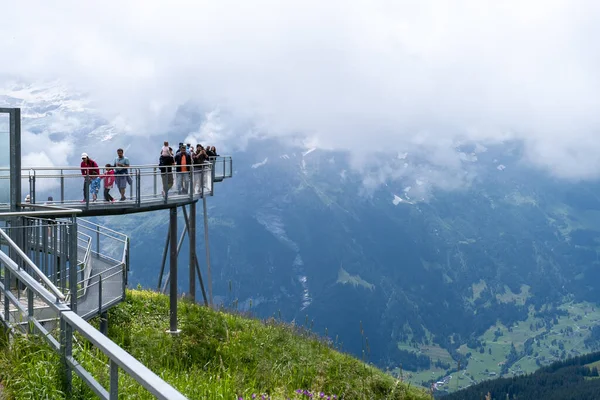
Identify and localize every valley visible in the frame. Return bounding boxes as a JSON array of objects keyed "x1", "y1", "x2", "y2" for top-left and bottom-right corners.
[{"x1": 401, "y1": 300, "x2": 600, "y2": 393}]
